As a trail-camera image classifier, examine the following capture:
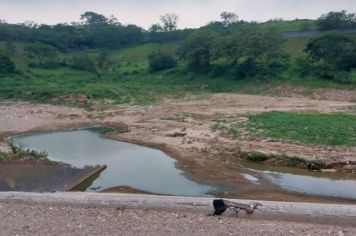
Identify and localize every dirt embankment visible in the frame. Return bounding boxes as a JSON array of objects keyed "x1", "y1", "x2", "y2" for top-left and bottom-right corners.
[{"x1": 0, "y1": 91, "x2": 356, "y2": 200}]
